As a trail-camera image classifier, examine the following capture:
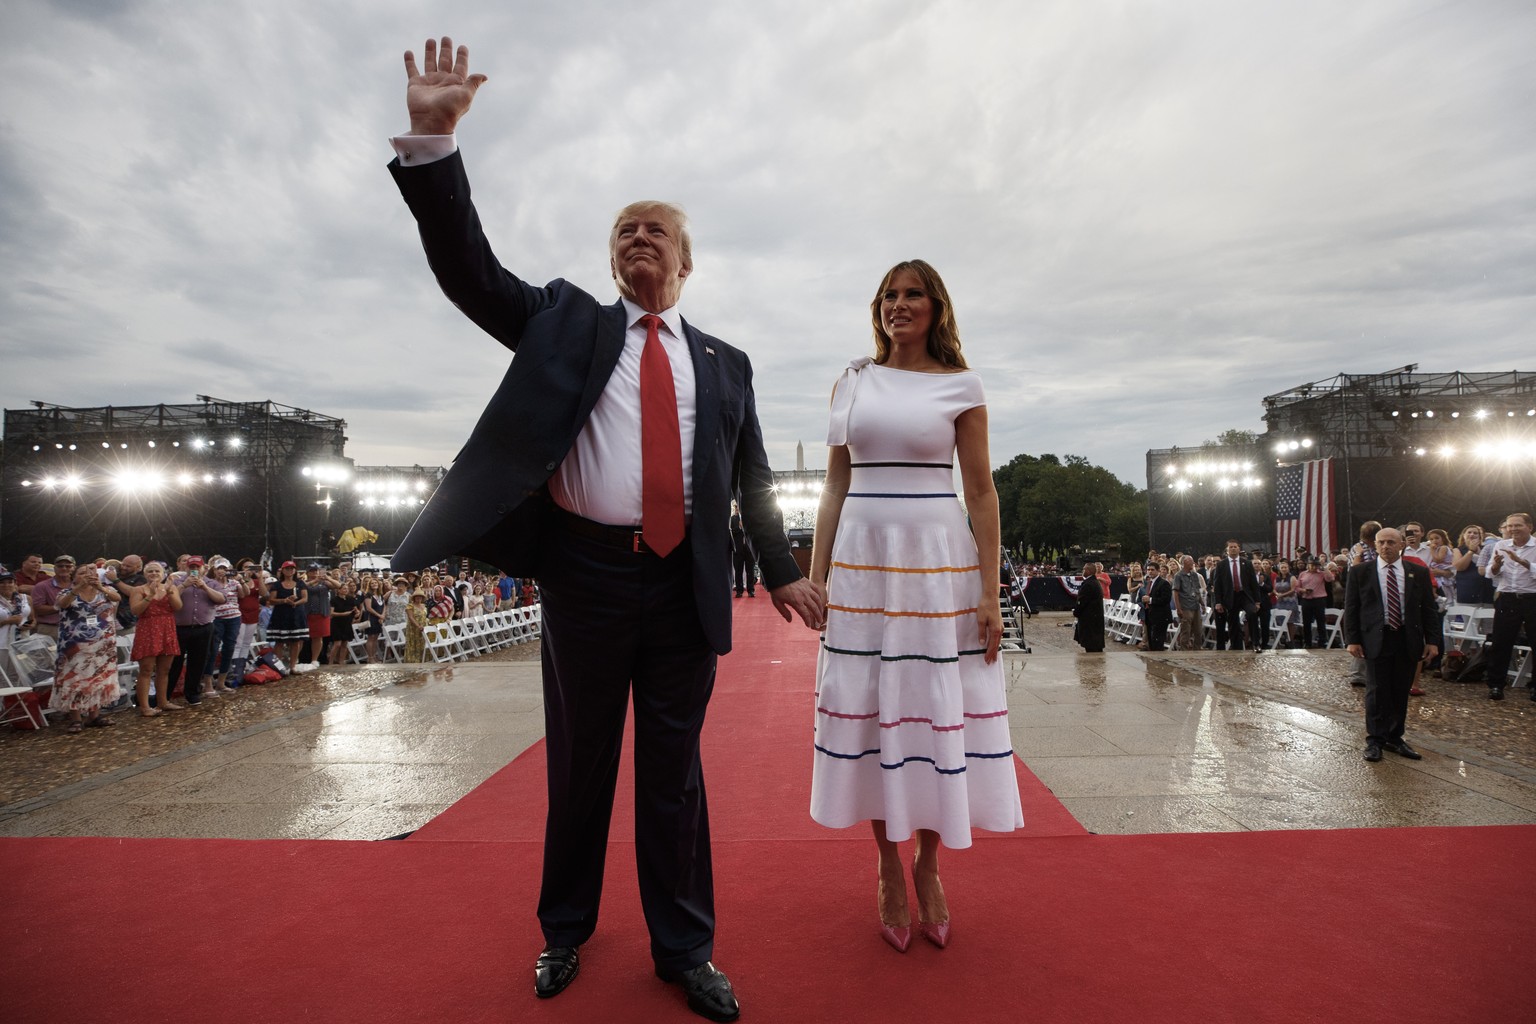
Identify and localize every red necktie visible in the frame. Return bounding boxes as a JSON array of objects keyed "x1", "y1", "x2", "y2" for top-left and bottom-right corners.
[
  {"x1": 639, "y1": 314, "x2": 685, "y2": 557},
  {"x1": 1385, "y1": 564, "x2": 1401, "y2": 629}
]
